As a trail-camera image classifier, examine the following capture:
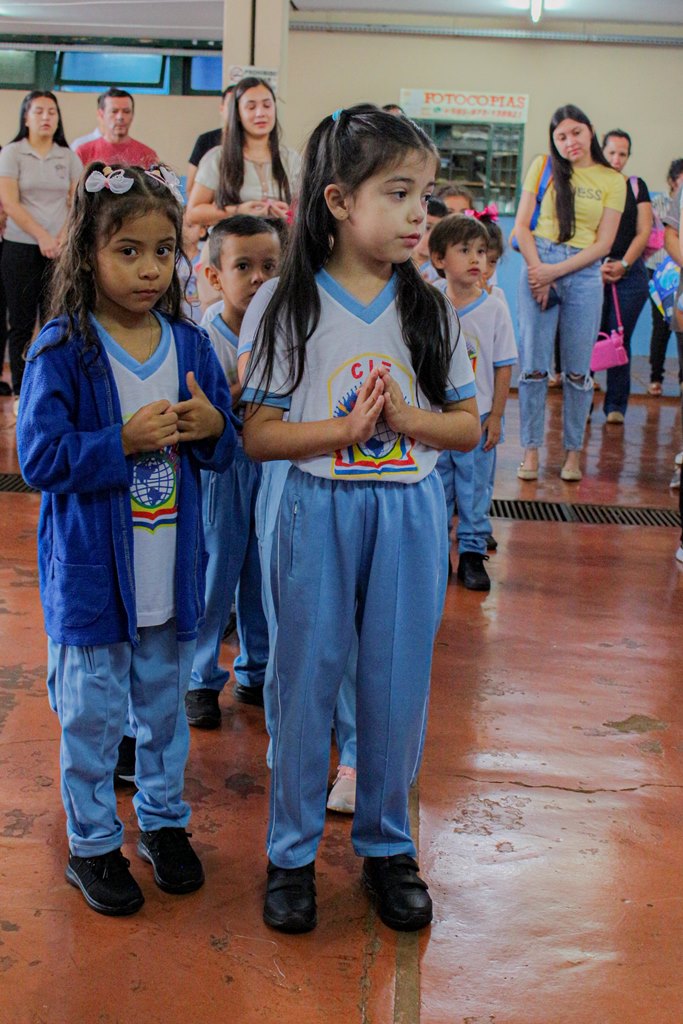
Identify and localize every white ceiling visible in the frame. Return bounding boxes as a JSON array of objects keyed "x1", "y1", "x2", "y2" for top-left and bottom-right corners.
[
  {"x1": 0, "y1": 0, "x2": 681, "y2": 42},
  {"x1": 295, "y1": 0, "x2": 683, "y2": 22}
]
